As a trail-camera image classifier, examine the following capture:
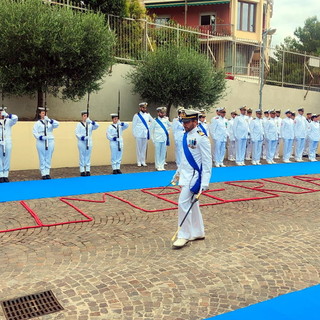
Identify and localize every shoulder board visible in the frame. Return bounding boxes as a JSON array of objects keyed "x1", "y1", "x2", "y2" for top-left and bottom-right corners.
[{"x1": 197, "y1": 130, "x2": 205, "y2": 136}]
